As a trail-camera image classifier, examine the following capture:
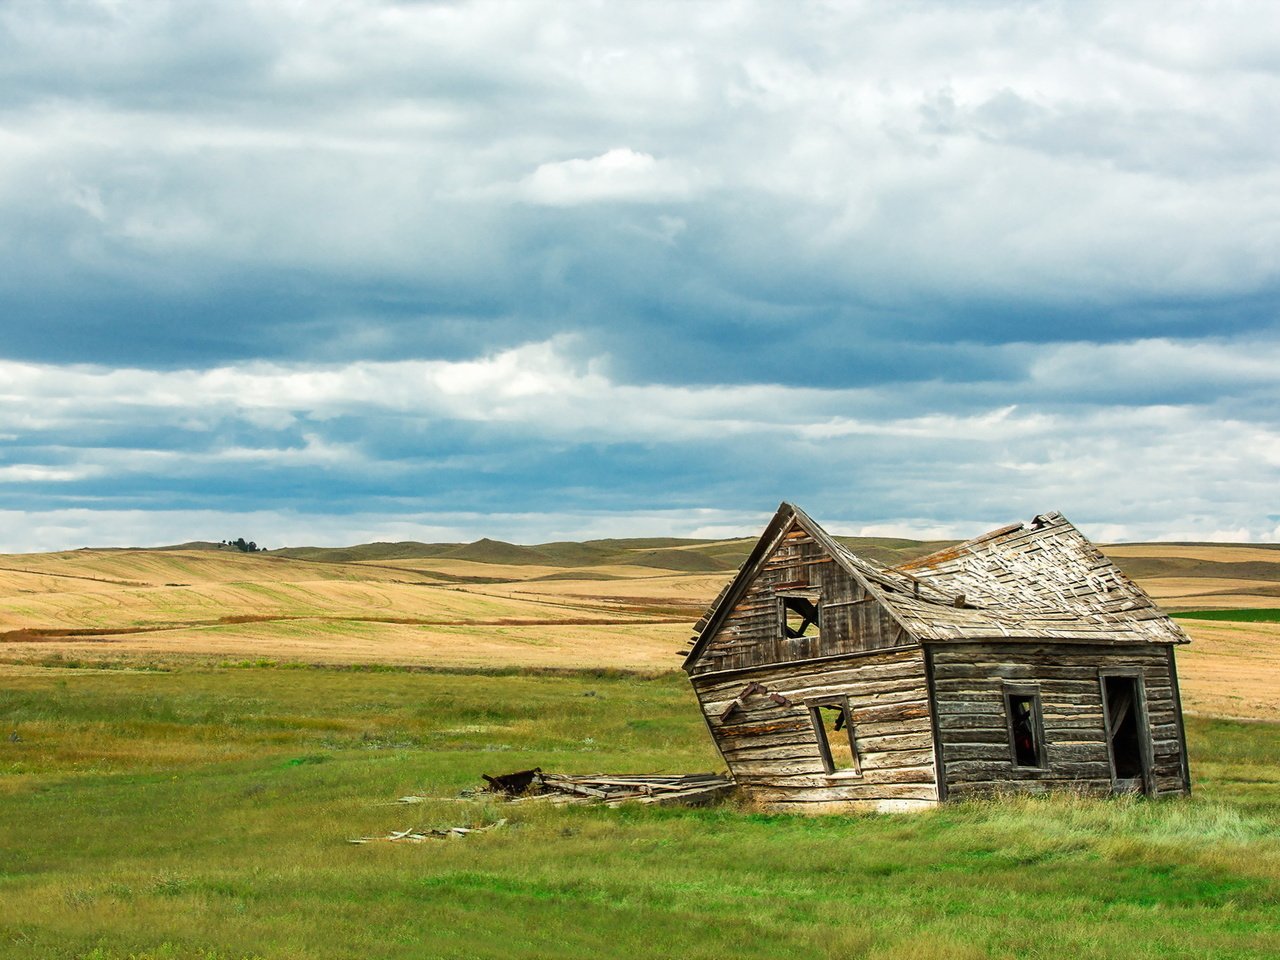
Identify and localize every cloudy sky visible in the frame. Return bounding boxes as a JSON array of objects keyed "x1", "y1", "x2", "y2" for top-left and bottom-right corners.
[{"x1": 2, "y1": 0, "x2": 1279, "y2": 551}]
